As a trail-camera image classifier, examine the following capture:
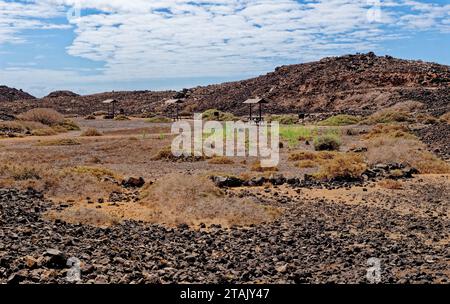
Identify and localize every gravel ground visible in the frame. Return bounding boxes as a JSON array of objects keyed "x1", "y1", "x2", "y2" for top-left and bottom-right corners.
[{"x1": 1, "y1": 177, "x2": 448, "y2": 284}]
